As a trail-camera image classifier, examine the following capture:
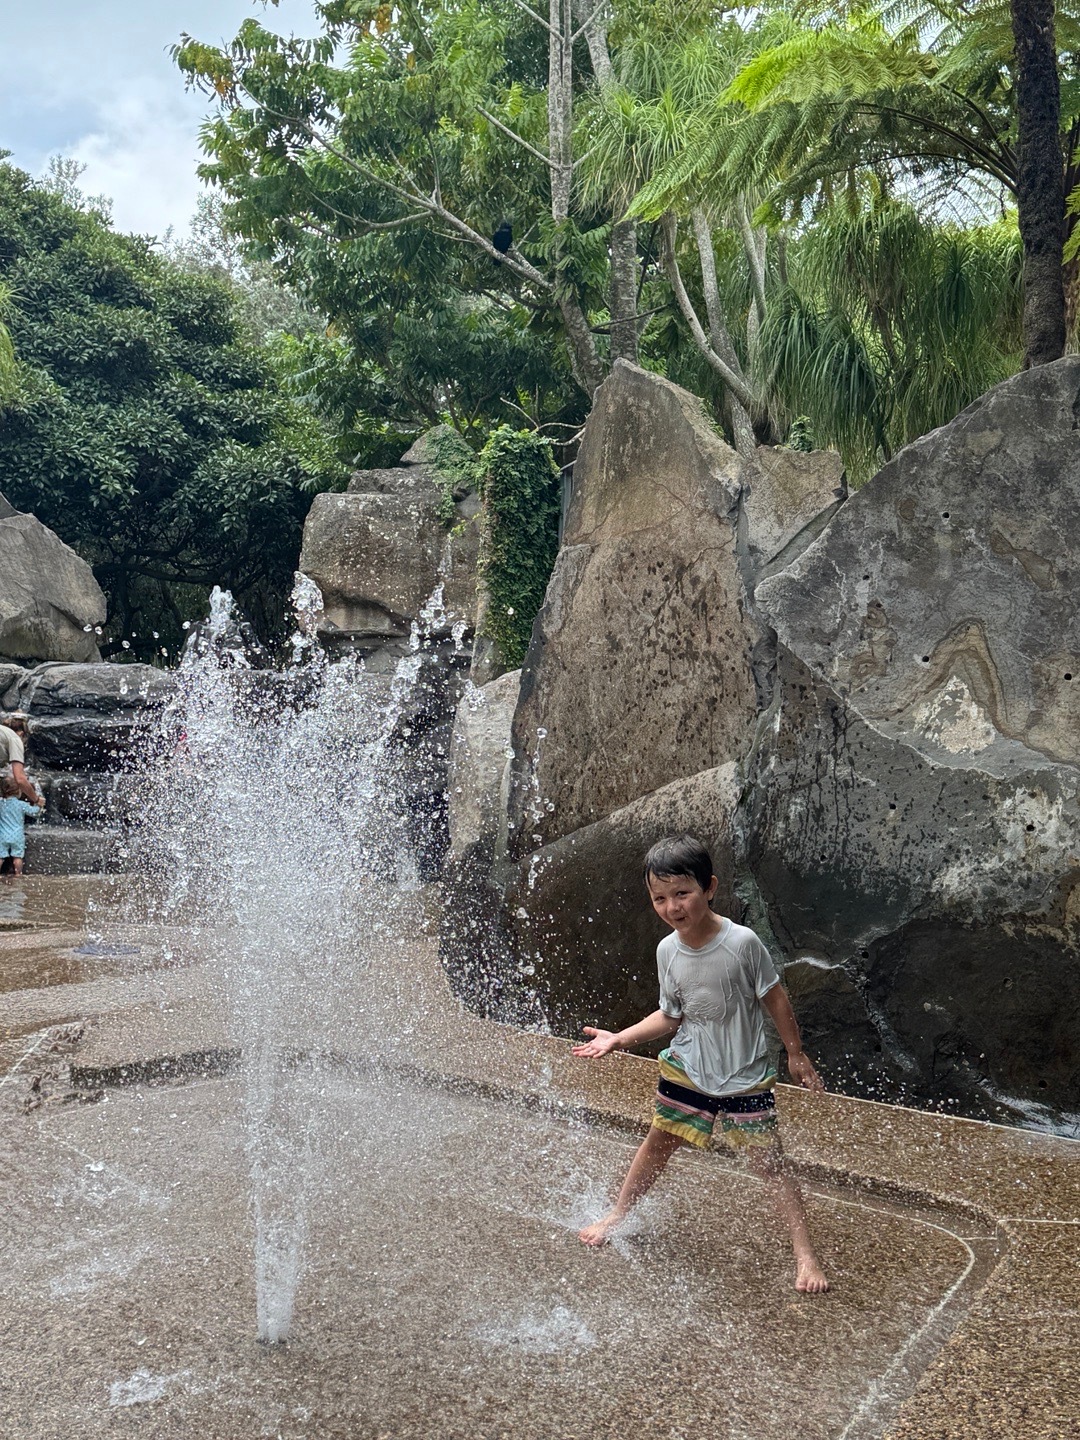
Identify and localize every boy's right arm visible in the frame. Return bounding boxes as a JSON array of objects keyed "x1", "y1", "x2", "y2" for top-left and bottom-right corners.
[{"x1": 572, "y1": 1009, "x2": 680, "y2": 1059}]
